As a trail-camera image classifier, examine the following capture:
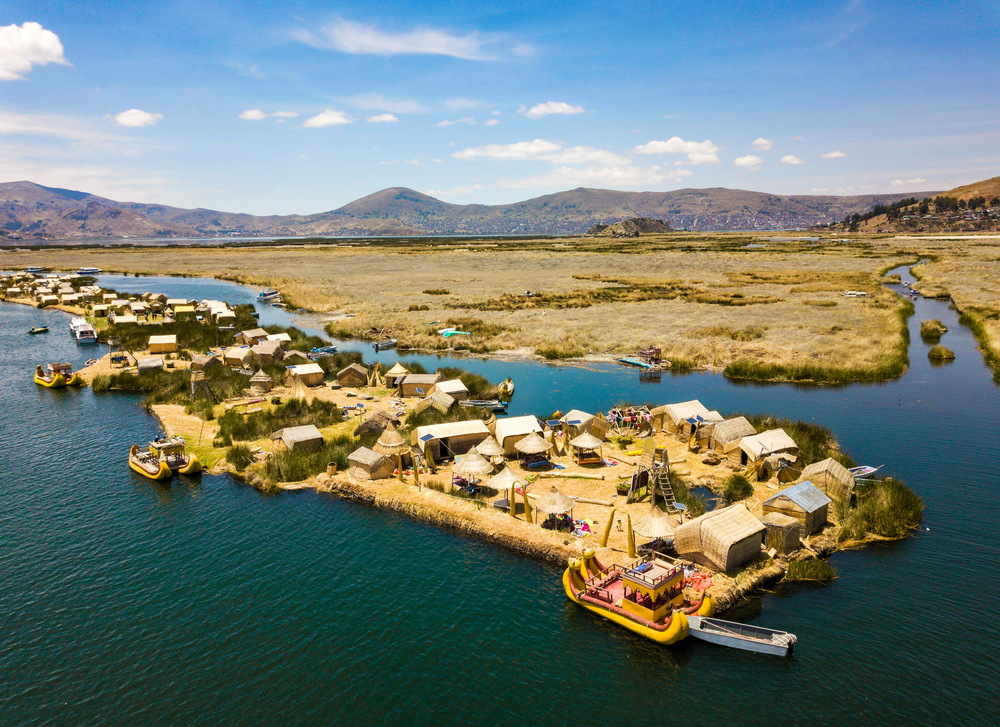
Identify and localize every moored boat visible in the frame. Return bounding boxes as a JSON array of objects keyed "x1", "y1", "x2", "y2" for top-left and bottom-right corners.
[
  {"x1": 373, "y1": 339, "x2": 397, "y2": 351},
  {"x1": 459, "y1": 398, "x2": 509, "y2": 412},
  {"x1": 50, "y1": 362, "x2": 84, "y2": 386},
  {"x1": 129, "y1": 437, "x2": 202, "y2": 480},
  {"x1": 34, "y1": 364, "x2": 66, "y2": 388},
  {"x1": 29, "y1": 326, "x2": 49, "y2": 334},
  {"x1": 258, "y1": 288, "x2": 281, "y2": 302},
  {"x1": 75, "y1": 323, "x2": 98, "y2": 345},
  {"x1": 687, "y1": 615, "x2": 798, "y2": 657},
  {"x1": 562, "y1": 549, "x2": 714, "y2": 645}
]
